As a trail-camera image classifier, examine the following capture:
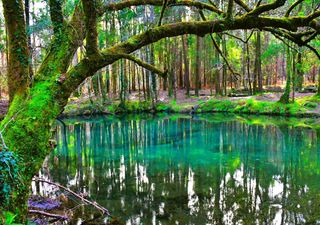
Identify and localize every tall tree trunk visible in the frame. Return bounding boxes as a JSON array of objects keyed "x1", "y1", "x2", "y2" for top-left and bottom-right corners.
[
  {"x1": 318, "y1": 66, "x2": 320, "y2": 95},
  {"x1": 296, "y1": 51, "x2": 303, "y2": 90},
  {"x1": 255, "y1": 31, "x2": 262, "y2": 92},
  {"x1": 195, "y1": 35, "x2": 201, "y2": 96},
  {"x1": 182, "y1": 35, "x2": 190, "y2": 96},
  {"x1": 222, "y1": 35, "x2": 227, "y2": 96},
  {"x1": 215, "y1": 34, "x2": 221, "y2": 96},
  {"x1": 25, "y1": 0, "x2": 34, "y2": 81},
  {"x1": 279, "y1": 46, "x2": 292, "y2": 103},
  {"x1": 3, "y1": 0, "x2": 30, "y2": 102}
]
